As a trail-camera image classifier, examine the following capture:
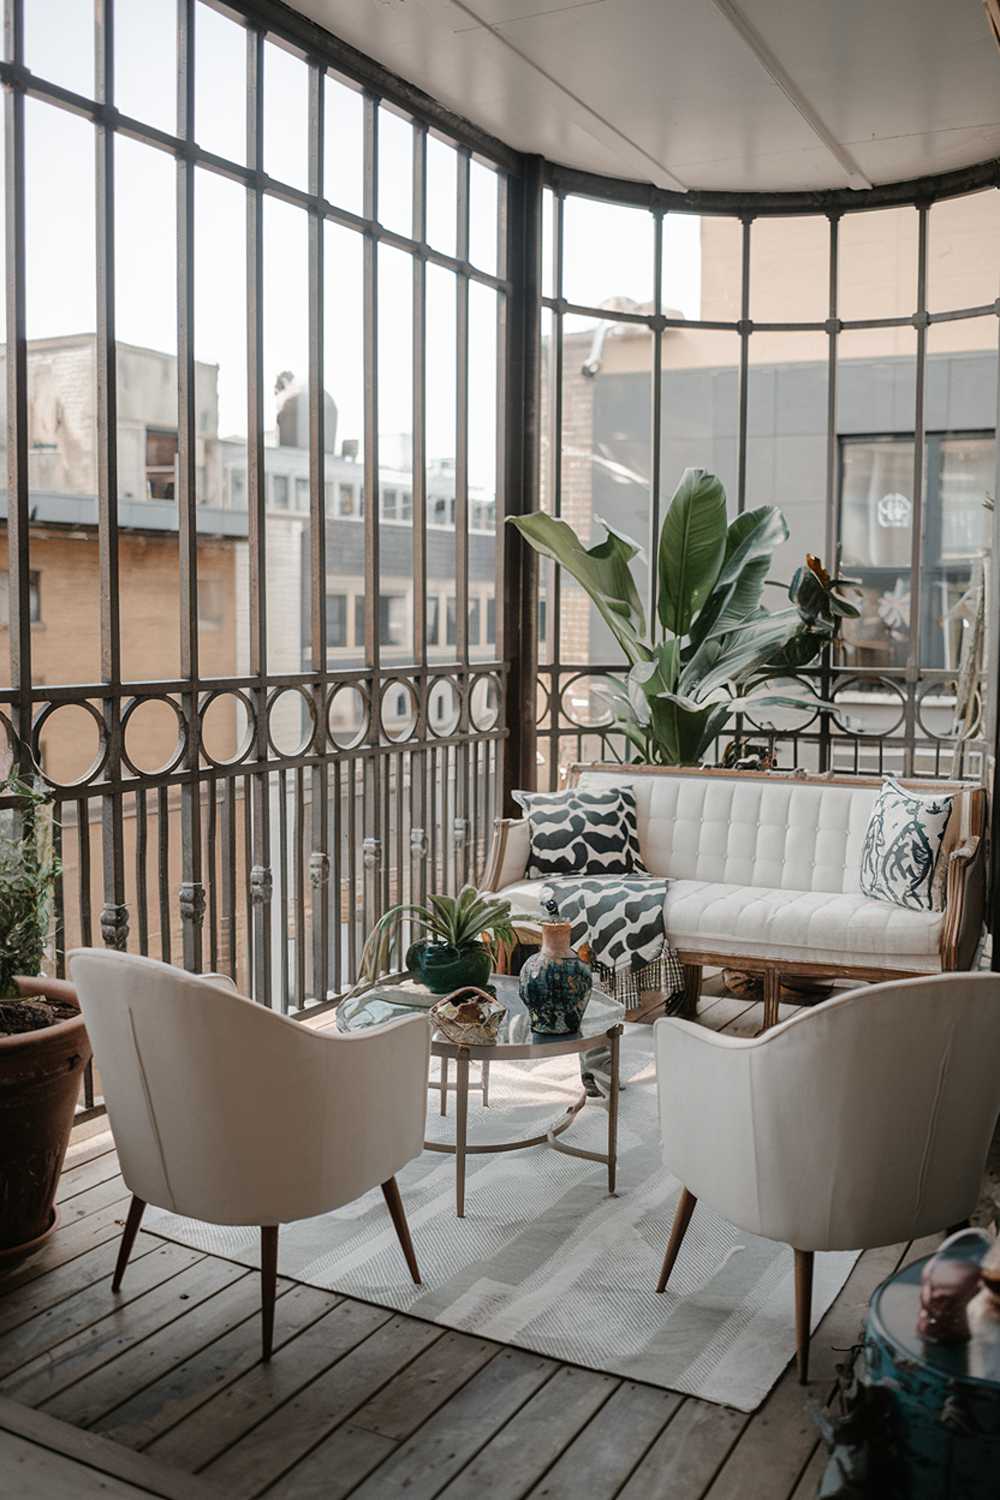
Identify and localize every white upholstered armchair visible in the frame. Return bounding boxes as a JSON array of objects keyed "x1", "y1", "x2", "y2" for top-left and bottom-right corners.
[
  {"x1": 655, "y1": 971, "x2": 1000, "y2": 1381},
  {"x1": 68, "y1": 949, "x2": 431, "y2": 1358}
]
